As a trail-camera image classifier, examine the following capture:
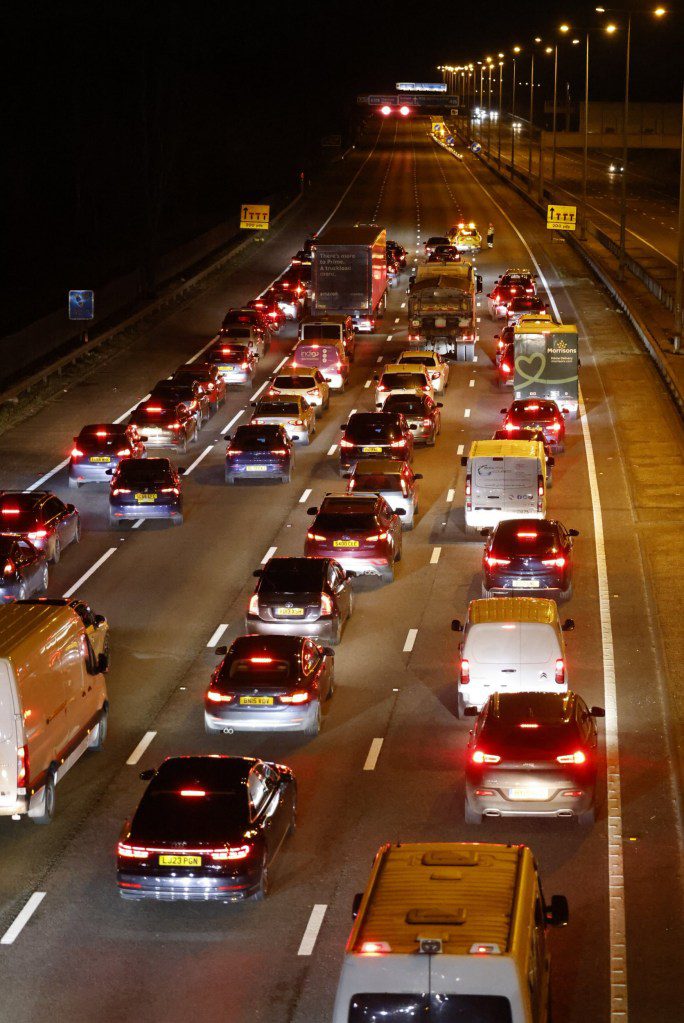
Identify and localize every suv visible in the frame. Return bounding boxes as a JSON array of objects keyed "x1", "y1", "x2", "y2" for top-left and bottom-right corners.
[
  {"x1": 246, "y1": 556, "x2": 353, "y2": 644},
  {"x1": 0, "y1": 492, "x2": 80, "y2": 563},
  {"x1": 305, "y1": 493, "x2": 403, "y2": 581},
  {"x1": 69, "y1": 423, "x2": 145, "y2": 488}
]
